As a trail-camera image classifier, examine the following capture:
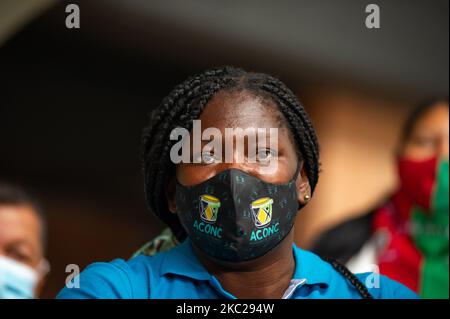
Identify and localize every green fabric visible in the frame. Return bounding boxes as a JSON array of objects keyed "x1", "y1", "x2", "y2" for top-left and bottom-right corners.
[
  {"x1": 412, "y1": 159, "x2": 449, "y2": 298},
  {"x1": 420, "y1": 255, "x2": 449, "y2": 299},
  {"x1": 132, "y1": 228, "x2": 178, "y2": 258}
]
